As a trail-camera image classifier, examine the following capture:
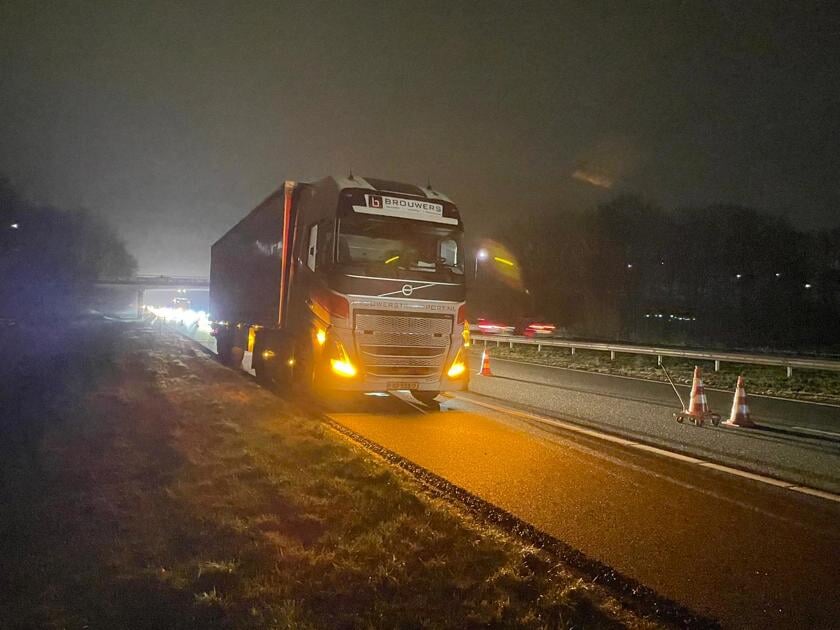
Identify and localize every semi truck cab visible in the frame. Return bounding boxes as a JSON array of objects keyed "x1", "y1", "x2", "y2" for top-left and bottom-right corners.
[{"x1": 210, "y1": 175, "x2": 468, "y2": 403}]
